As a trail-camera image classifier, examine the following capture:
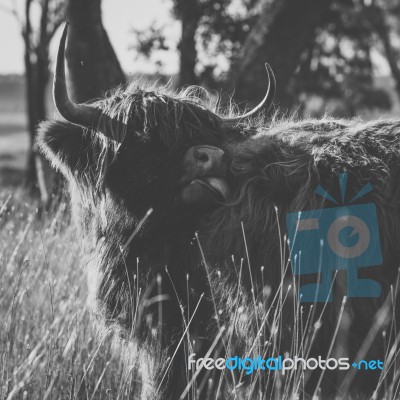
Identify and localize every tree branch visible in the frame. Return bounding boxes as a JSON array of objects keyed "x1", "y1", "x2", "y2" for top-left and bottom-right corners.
[
  {"x1": 0, "y1": 3, "x2": 17, "y2": 16},
  {"x1": 0, "y1": 1, "x2": 26, "y2": 40}
]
